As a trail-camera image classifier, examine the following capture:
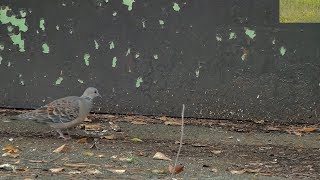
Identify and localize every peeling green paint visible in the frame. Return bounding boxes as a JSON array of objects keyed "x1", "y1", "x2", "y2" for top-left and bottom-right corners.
[
  {"x1": 42, "y1": 43, "x2": 49, "y2": 53},
  {"x1": 0, "y1": 6, "x2": 28, "y2": 32},
  {"x1": 7, "y1": 61, "x2": 11, "y2": 67},
  {"x1": 112, "y1": 57, "x2": 117, "y2": 67},
  {"x1": 113, "y1": 11, "x2": 117, "y2": 16},
  {"x1": 55, "y1": 77, "x2": 63, "y2": 85},
  {"x1": 7, "y1": 25, "x2": 13, "y2": 32},
  {"x1": 94, "y1": 40, "x2": 99, "y2": 49},
  {"x1": 126, "y1": 48, "x2": 131, "y2": 56},
  {"x1": 109, "y1": 41, "x2": 115, "y2": 49},
  {"x1": 122, "y1": 0, "x2": 135, "y2": 11},
  {"x1": 135, "y1": 53, "x2": 140, "y2": 59},
  {"x1": 0, "y1": 56, "x2": 2, "y2": 64},
  {"x1": 19, "y1": 10, "x2": 26, "y2": 18},
  {"x1": 216, "y1": 35, "x2": 222, "y2": 42},
  {"x1": 159, "y1": 20, "x2": 165, "y2": 25},
  {"x1": 229, "y1": 32, "x2": 236, "y2": 39},
  {"x1": 77, "y1": 79, "x2": 84, "y2": 84},
  {"x1": 56, "y1": 25, "x2": 60, "y2": 30},
  {"x1": 39, "y1": 18, "x2": 45, "y2": 31},
  {"x1": 84, "y1": 53, "x2": 90, "y2": 66},
  {"x1": 142, "y1": 20, "x2": 146, "y2": 28},
  {"x1": 173, "y1": 3, "x2": 180, "y2": 12},
  {"x1": 280, "y1": 46, "x2": 286, "y2": 56},
  {"x1": 9, "y1": 33, "x2": 25, "y2": 52},
  {"x1": 244, "y1": 28, "x2": 256, "y2": 39},
  {"x1": 0, "y1": 43, "x2": 4, "y2": 51},
  {"x1": 135, "y1": 77, "x2": 143, "y2": 88},
  {"x1": 153, "y1": 54, "x2": 158, "y2": 60},
  {"x1": 272, "y1": 38, "x2": 275, "y2": 45}
]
